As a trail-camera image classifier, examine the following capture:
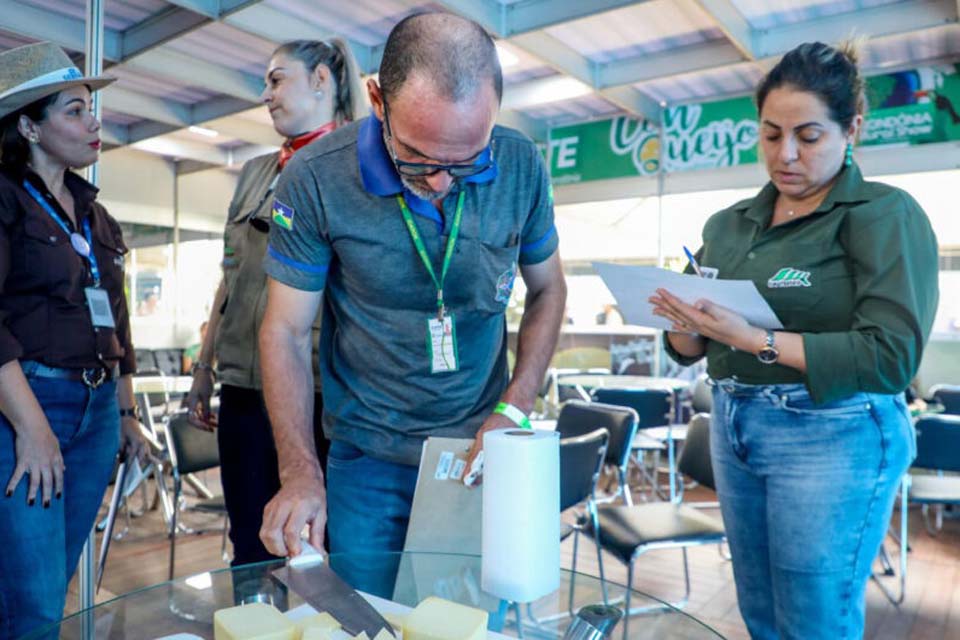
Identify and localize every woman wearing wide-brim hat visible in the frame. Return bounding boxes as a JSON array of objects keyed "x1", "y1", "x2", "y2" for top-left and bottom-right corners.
[{"x1": 0, "y1": 42, "x2": 145, "y2": 638}]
